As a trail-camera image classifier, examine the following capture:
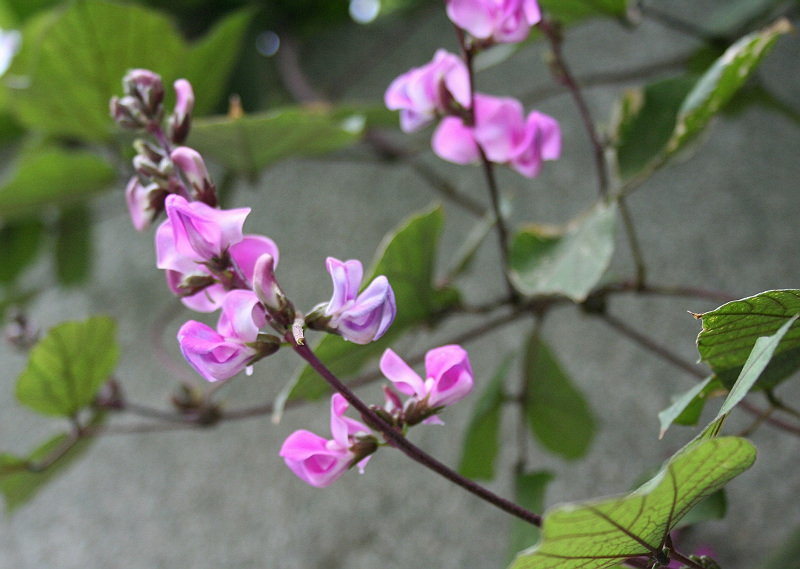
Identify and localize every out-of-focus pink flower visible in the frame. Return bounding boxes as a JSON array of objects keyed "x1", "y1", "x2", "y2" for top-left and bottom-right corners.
[
  {"x1": 380, "y1": 345, "x2": 474, "y2": 424},
  {"x1": 156, "y1": 194, "x2": 250, "y2": 271},
  {"x1": 170, "y1": 147, "x2": 215, "y2": 204},
  {"x1": 446, "y1": 0, "x2": 541, "y2": 44},
  {"x1": 280, "y1": 394, "x2": 375, "y2": 488},
  {"x1": 125, "y1": 176, "x2": 166, "y2": 231},
  {"x1": 385, "y1": 49, "x2": 471, "y2": 132},
  {"x1": 432, "y1": 93, "x2": 561, "y2": 178},
  {"x1": 177, "y1": 290, "x2": 266, "y2": 381},
  {"x1": 169, "y1": 79, "x2": 194, "y2": 144},
  {"x1": 323, "y1": 257, "x2": 396, "y2": 344}
]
